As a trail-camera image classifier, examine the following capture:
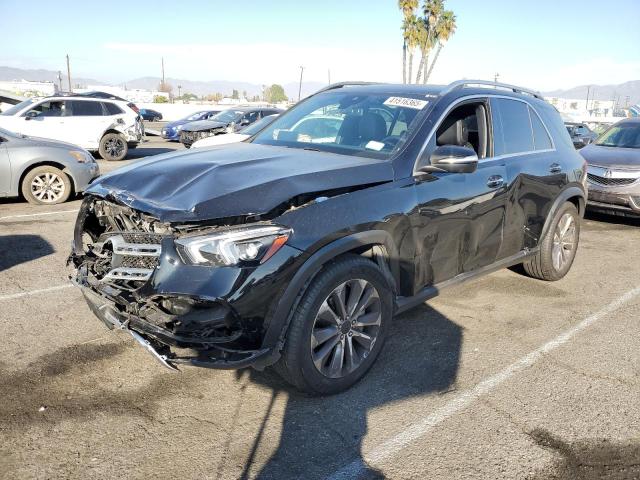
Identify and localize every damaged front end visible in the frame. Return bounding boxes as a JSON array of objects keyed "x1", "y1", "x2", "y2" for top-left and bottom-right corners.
[{"x1": 68, "y1": 196, "x2": 302, "y2": 371}]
